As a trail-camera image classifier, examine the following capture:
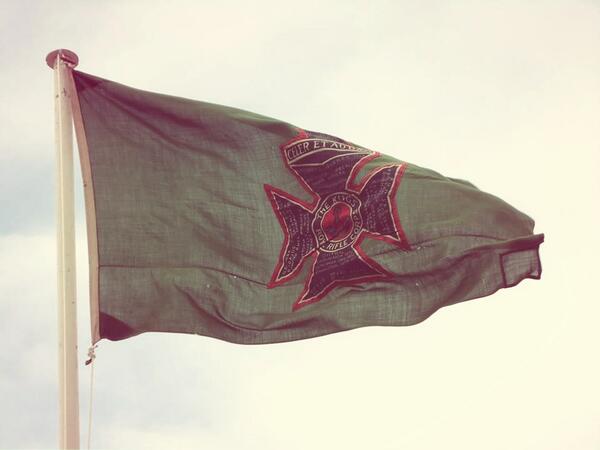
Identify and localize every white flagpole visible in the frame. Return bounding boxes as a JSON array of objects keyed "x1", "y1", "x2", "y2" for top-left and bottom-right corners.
[{"x1": 46, "y1": 48, "x2": 80, "y2": 450}]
